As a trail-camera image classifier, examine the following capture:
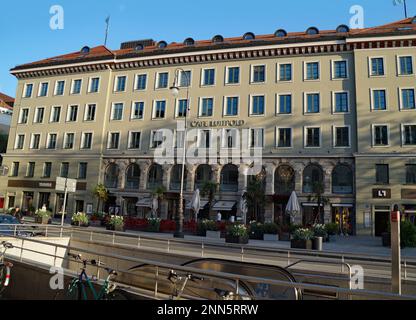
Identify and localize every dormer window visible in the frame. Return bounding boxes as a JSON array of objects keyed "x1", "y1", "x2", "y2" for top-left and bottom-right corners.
[
  {"x1": 274, "y1": 29, "x2": 287, "y2": 38},
  {"x1": 243, "y1": 32, "x2": 255, "y2": 40},
  {"x1": 81, "y1": 46, "x2": 90, "y2": 54},
  {"x1": 306, "y1": 27, "x2": 319, "y2": 35},
  {"x1": 212, "y1": 35, "x2": 224, "y2": 43},
  {"x1": 157, "y1": 41, "x2": 167, "y2": 49},
  {"x1": 184, "y1": 38, "x2": 195, "y2": 46},
  {"x1": 134, "y1": 44, "x2": 144, "y2": 51},
  {"x1": 336, "y1": 24, "x2": 350, "y2": 33}
]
